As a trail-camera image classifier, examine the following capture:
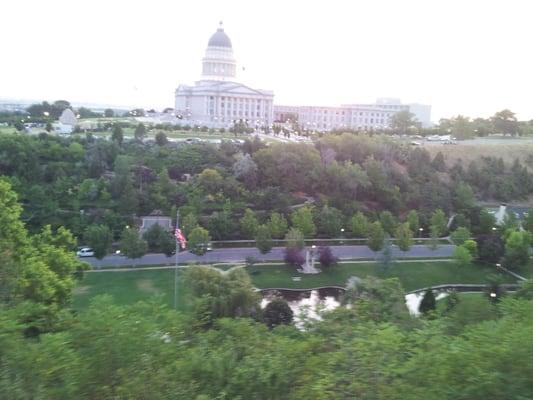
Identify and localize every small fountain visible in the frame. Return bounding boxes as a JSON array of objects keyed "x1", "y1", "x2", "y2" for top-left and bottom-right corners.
[{"x1": 298, "y1": 246, "x2": 320, "y2": 274}]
